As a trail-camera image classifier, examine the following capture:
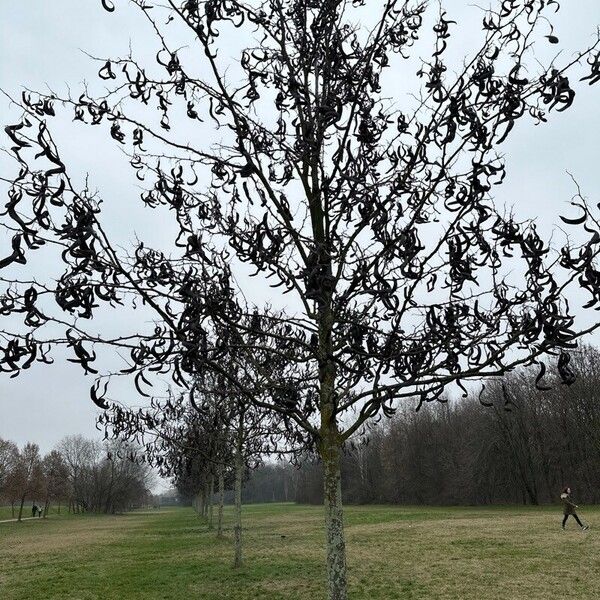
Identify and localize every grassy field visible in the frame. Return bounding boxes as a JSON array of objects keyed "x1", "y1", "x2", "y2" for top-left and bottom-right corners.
[{"x1": 1, "y1": 503, "x2": 599, "y2": 599}]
